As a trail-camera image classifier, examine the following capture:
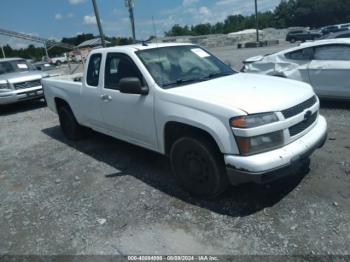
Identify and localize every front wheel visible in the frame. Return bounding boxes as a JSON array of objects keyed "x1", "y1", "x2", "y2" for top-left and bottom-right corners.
[
  {"x1": 57, "y1": 105, "x2": 84, "y2": 141},
  {"x1": 170, "y1": 136, "x2": 228, "y2": 198}
]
